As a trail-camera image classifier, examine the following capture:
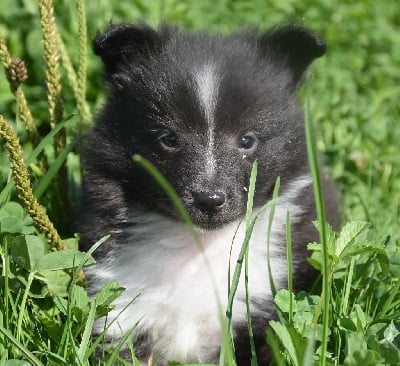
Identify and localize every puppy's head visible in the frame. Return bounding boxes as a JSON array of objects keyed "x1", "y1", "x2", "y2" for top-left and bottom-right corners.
[{"x1": 88, "y1": 23, "x2": 325, "y2": 229}]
